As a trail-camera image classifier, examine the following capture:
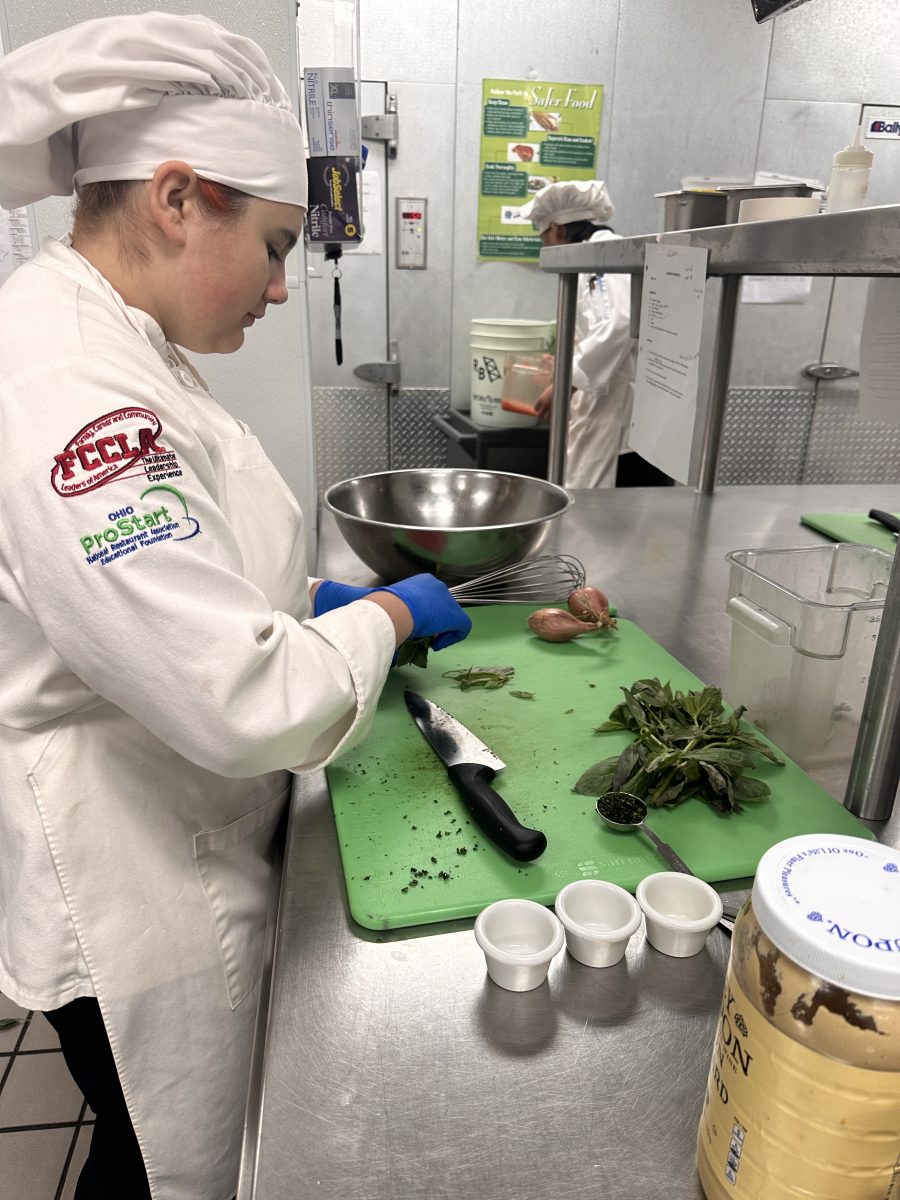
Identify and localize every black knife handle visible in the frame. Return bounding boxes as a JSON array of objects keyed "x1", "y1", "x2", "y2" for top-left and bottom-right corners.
[
  {"x1": 446, "y1": 763, "x2": 547, "y2": 862},
  {"x1": 868, "y1": 508, "x2": 900, "y2": 535}
]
